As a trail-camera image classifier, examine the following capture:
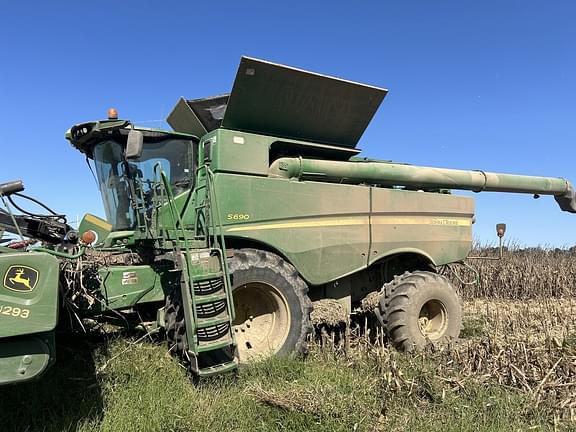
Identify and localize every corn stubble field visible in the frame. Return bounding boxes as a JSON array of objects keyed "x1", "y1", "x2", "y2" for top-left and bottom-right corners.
[{"x1": 2, "y1": 246, "x2": 576, "y2": 432}]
